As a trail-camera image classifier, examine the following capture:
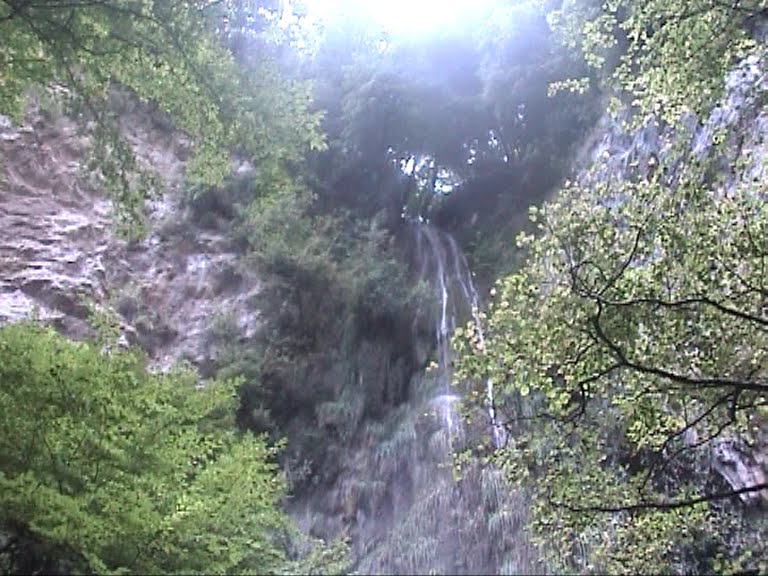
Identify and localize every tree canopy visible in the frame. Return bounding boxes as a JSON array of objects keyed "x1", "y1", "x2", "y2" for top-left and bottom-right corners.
[
  {"x1": 455, "y1": 0, "x2": 768, "y2": 573},
  {"x1": 549, "y1": 0, "x2": 768, "y2": 122},
  {"x1": 297, "y1": 0, "x2": 597, "y2": 224},
  {"x1": 455, "y1": 158, "x2": 768, "y2": 573},
  {"x1": 0, "y1": 321, "x2": 297, "y2": 574}
]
